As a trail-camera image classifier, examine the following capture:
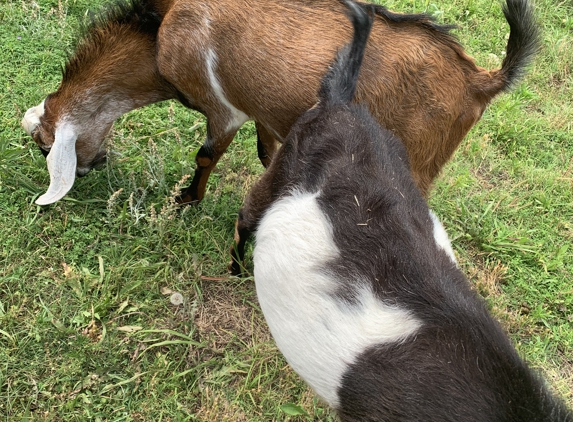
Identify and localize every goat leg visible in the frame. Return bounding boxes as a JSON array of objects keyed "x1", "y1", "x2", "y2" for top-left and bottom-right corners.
[
  {"x1": 228, "y1": 163, "x2": 279, "y2": 275},
  {"x1": 255, "y1": 122, "x2": 279, "y2": 168},
  {"x1": 229, "y1": 210, "x2": 251, "y2": 276},
  {"x1": 177, "y1": 124, "x2": 238, "y2": 205}
]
